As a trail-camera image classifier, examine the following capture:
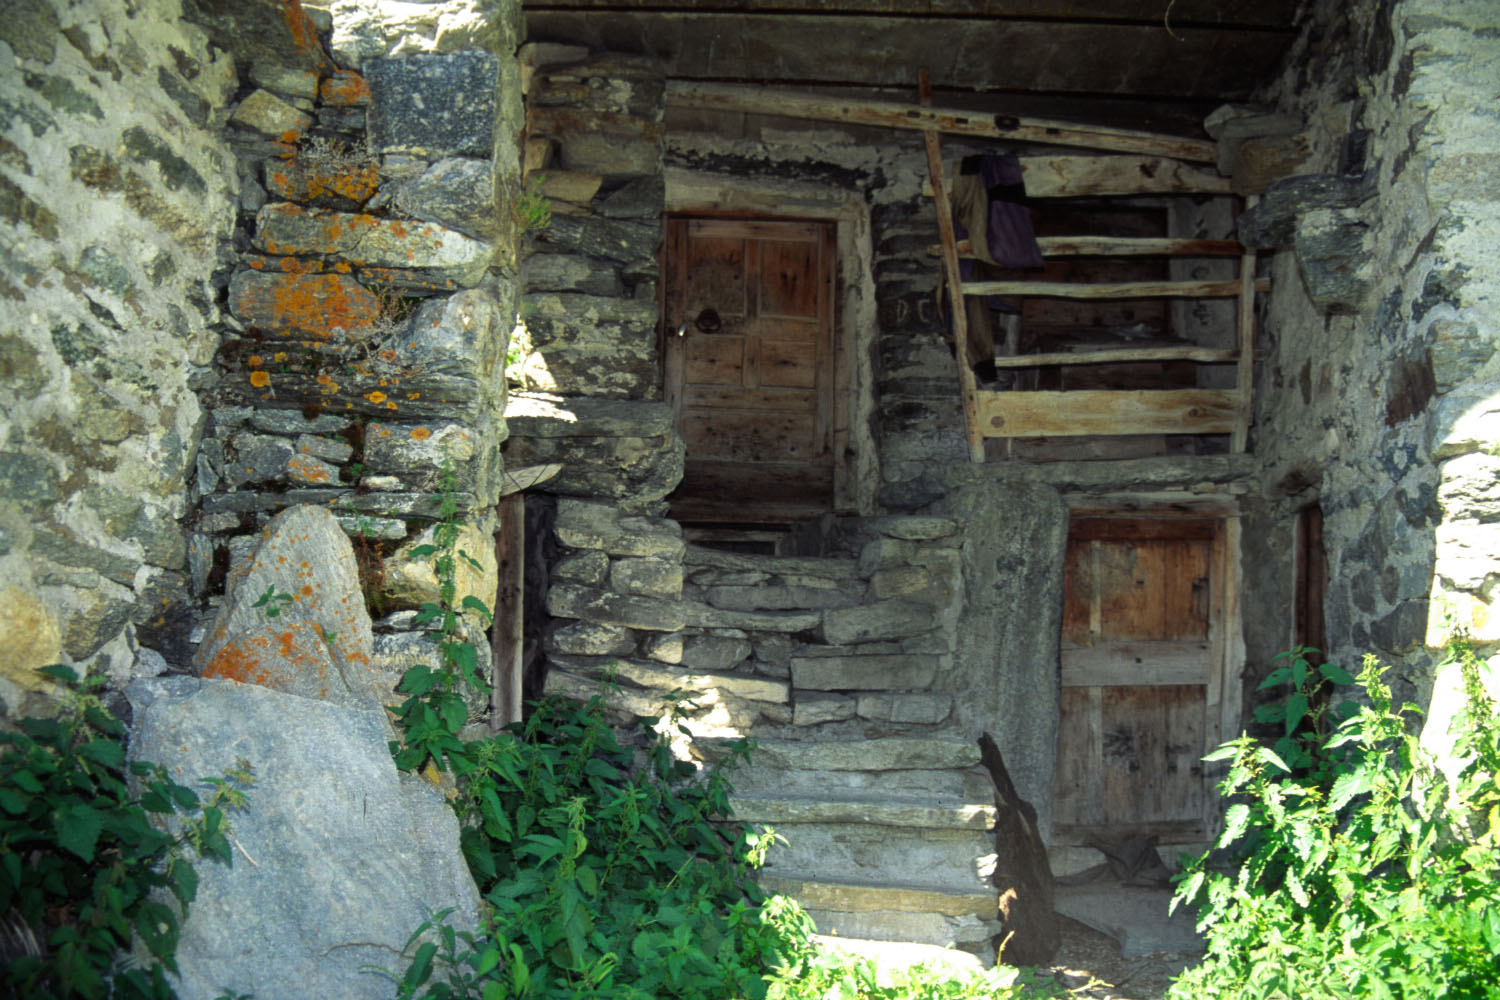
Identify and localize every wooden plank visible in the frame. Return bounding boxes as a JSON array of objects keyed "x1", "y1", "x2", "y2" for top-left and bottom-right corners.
[
  {"x1": 681, "y1": 407, "x2": 821, "y2": 461},
  {"x1": 931, "y1": 236, "x2": 1243, "y2": 258},
  {"x1": 670, "y1": 81, "x2": 1219, "y2": 161},
  {"x1": 1233, "y1": 246, "x2": 1257, "y2": 452},
  {"x1": 683, "y1": 335, "x2": 746, "y2": 385},
  {"x1": 1061, "y1": 641, "x2": 1213, "y2": 686},
  {"x1": 759, "y1": 238, "x2": 822, "y2": 318},
  {"x1": 961, "y1": 277, "x2": 1267, "y2": 298},
  {"x1": 919, "y1": 68, "x2": 985, "y2": 463},
  {"x1": 1099, "y1": 685, "x2": 1205, "y2": 827},
  {"x1": 977, "y1": 388, "x2": 1239, "y2": 437},
  {"x1": 992, "y1": 346, "x2": 1239, "y2": 369},
  {"x1": 1022, "y1": 155, "x2": 1231, "y2": 196},
  {"x1": 682, "y1": 385, "x2": 818, "y2": 410},
  {"x1": 491, "y1": 495, "x2": 524, "y2": 730},
  {"x1": 1070, "y1": 517, "x2": 1219, "y2": 541},
  {"x1": 690, "y1": 217, "x2": 821, "y2": 241},
  {"x1": 670, "y1": 459, "x2": 834, "y2": 523}
]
